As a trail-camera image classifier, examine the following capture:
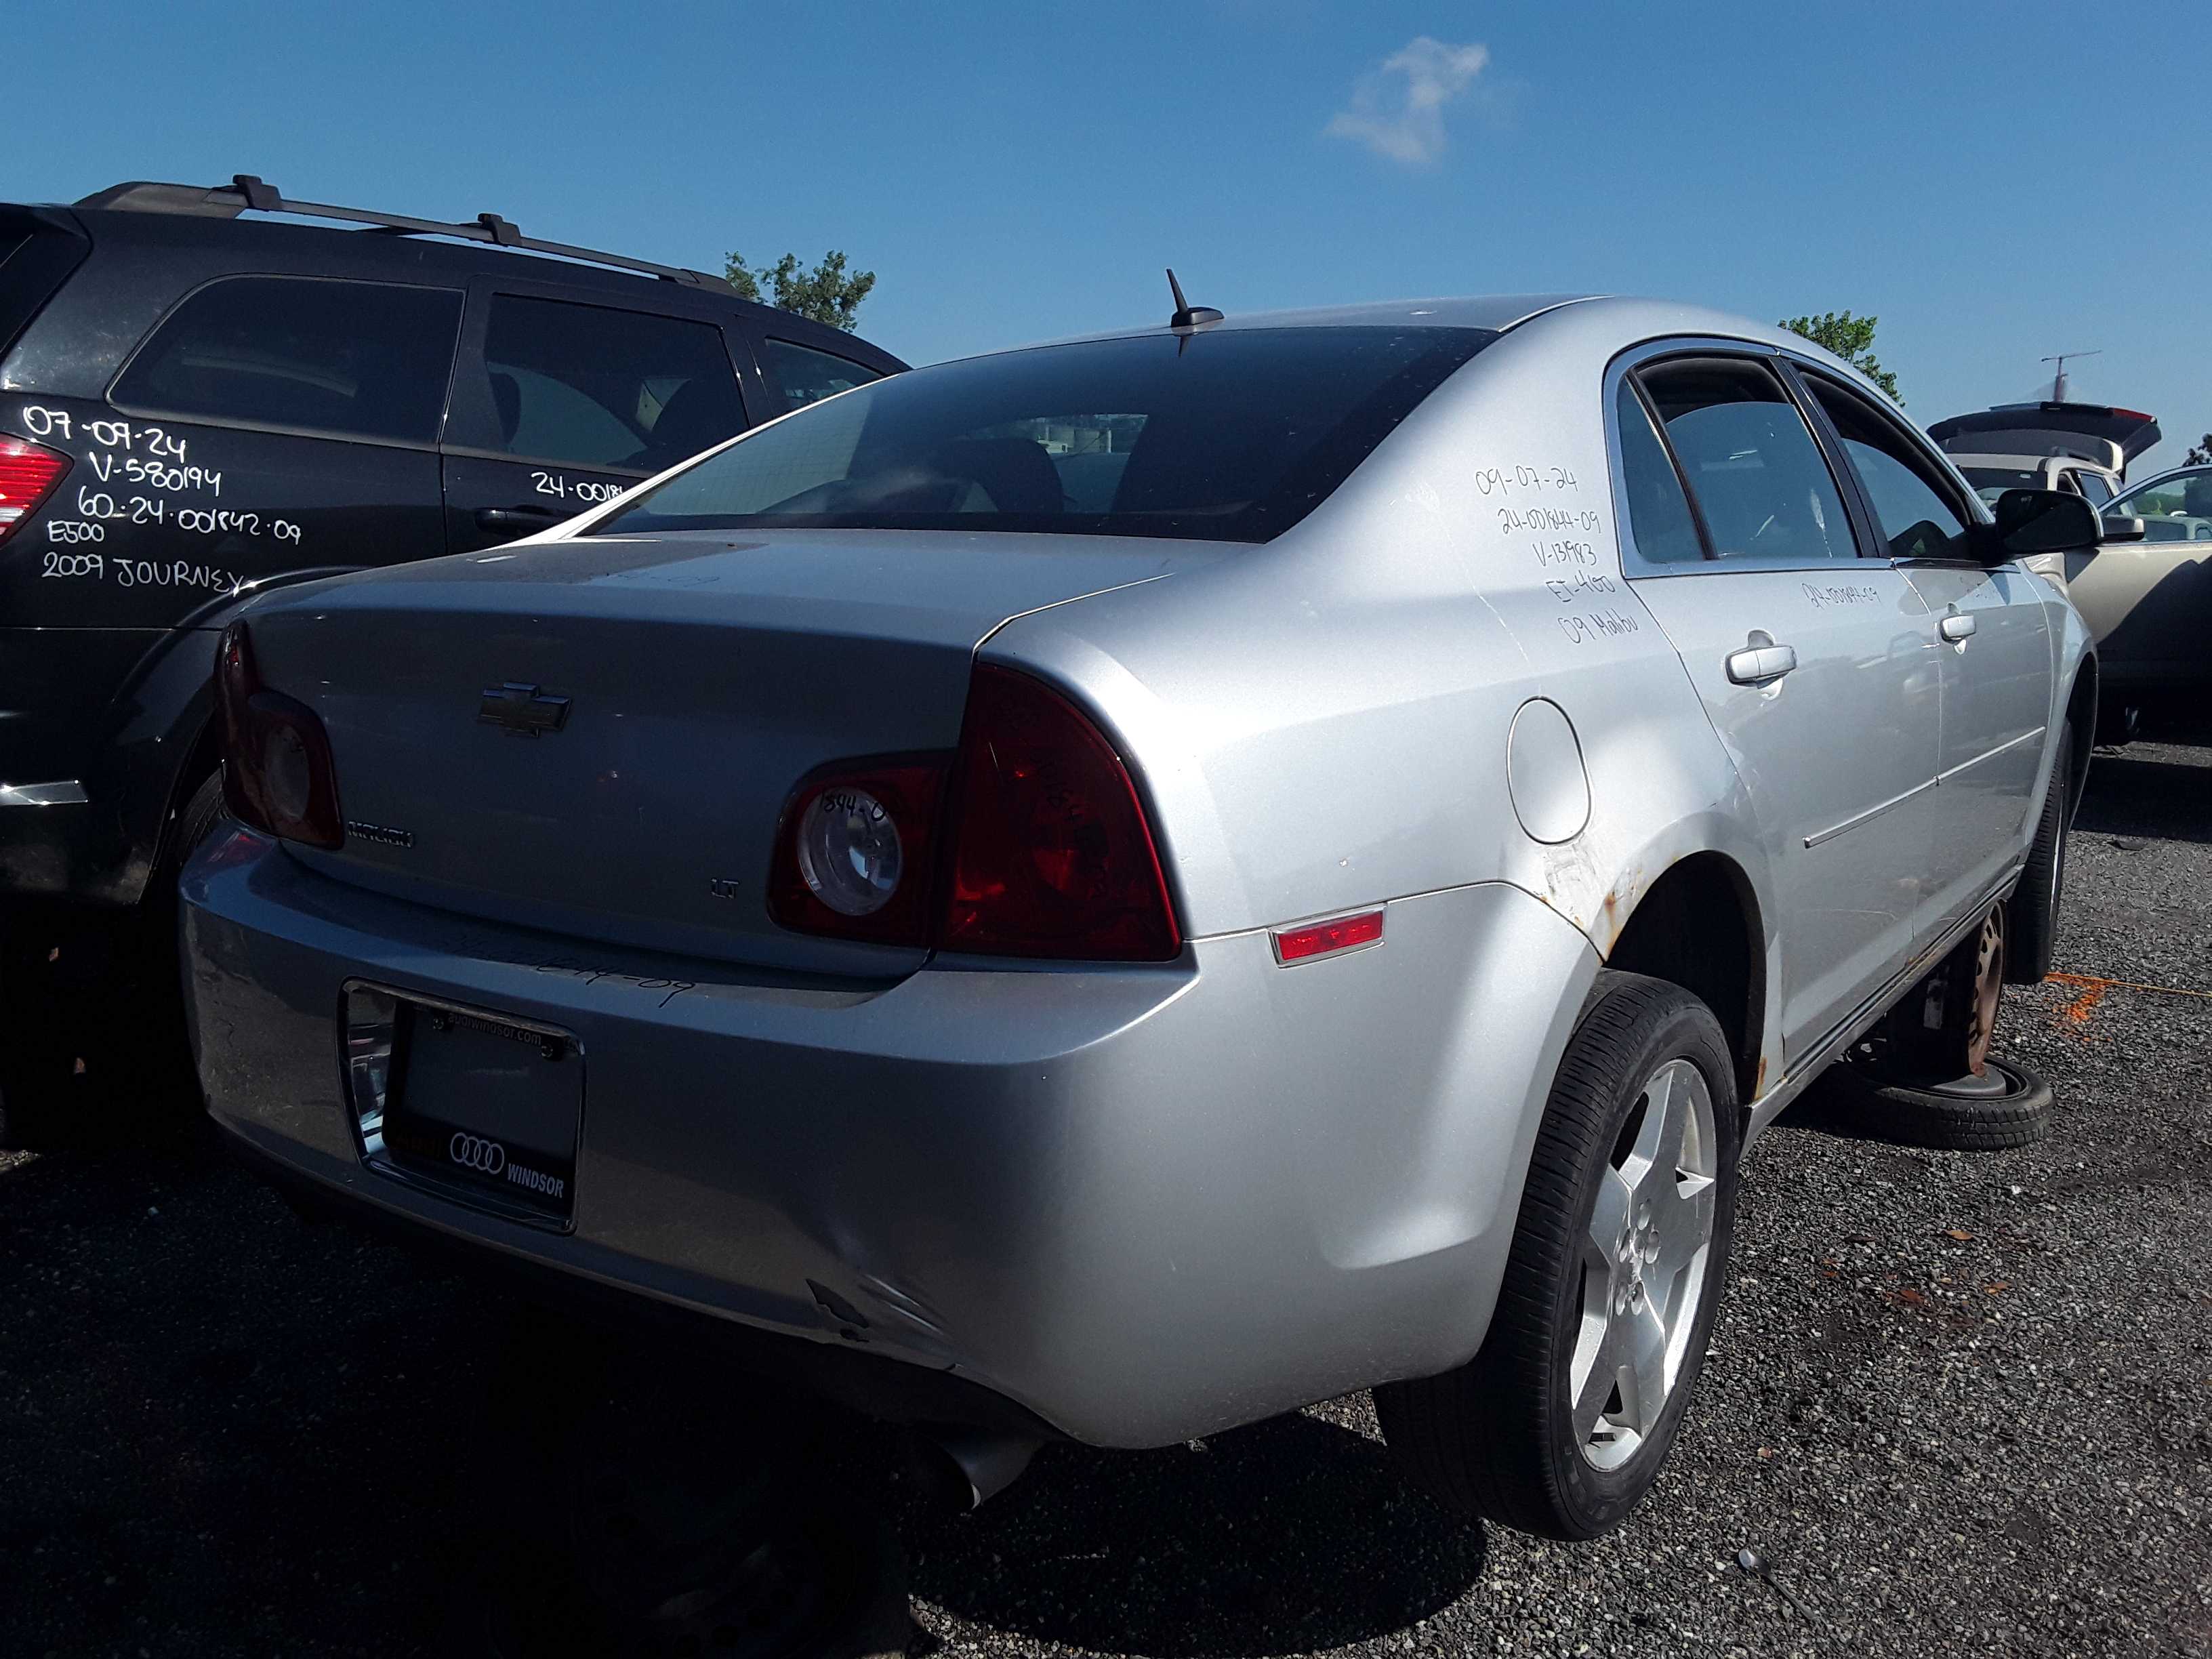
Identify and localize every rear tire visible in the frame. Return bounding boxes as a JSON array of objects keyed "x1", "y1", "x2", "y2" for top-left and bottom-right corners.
[
  {"x1": 1375, "y1": 971, "x2": 1740, "y2": 1540},
  {"x1": 2005, "y1": 724, "x2": 2072, "y2": 985}
]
